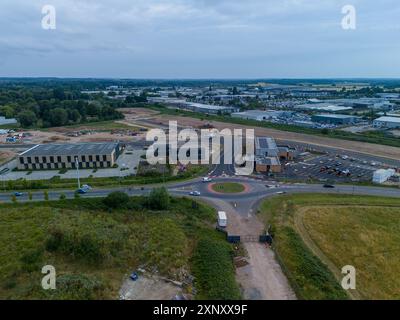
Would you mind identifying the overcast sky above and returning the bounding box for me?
[1,0,399,78]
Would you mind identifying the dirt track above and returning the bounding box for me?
[205,198,296,300]
[119,108,400,161]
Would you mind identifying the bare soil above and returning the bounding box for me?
[120,108,400,160]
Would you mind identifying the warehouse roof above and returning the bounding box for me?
[20,143,119,157]
[374,116,400,123]
[313,114,359,119]
[256,137,277,150]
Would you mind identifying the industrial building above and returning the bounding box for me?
[372,169,396,184]
[18,142,121,170]
[311,114,360,125]
[232,110,292,121]
[373,116,400,129]
[255,137,295,174]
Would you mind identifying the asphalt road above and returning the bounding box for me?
[4,176,399,208]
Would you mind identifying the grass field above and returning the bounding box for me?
[0,196,240,300]
[211,182,245,194]
[259,194,400,300]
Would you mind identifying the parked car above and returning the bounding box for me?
[130,272,139,281]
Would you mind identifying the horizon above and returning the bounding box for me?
[1,0,400,78]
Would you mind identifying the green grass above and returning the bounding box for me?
[211,182,245,194]
[0,195,235,300]
[258,194,400,300]
[40,120,136,132]
[192,233,242,300]
[1,165,209,191]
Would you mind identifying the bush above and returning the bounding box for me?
[45,213,129,264]
[51,274,105,300]
[147,187,170,210]
[192,236,241,300]
[103,191,130,209]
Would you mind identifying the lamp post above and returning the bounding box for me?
[75,157,80,189]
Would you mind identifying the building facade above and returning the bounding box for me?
[18,143,120,170]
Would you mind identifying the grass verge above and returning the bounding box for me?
[258,193,400,300]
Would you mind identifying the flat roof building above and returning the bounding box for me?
[311,114,360,125]
[18,142,120,170]
[373,116,400,129]
[255,137,295,174]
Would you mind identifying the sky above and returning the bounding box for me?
[1,0,400,78]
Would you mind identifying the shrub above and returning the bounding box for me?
[46,213,129,264]
[103,191,130,209]
[192,236,241,300]
[51,274,105,300]
[147,187,170,210]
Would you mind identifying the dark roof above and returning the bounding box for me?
[20,143,118,157]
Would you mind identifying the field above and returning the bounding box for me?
[0,196,240,300]
[259,194,400,300]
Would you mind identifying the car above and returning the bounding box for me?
[14,192,23,197]
[190,191,201,196]
[130,272,139,281]
[202,177,212,182]
[77,188,87,194]
[323,184,335,188]
[81,184,92,191]
[276,191,286,195]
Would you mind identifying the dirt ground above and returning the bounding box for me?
[119,108,400,161]
[0,149,17,165]
[0,128,147,145]
[119,275,183,300]
[205,198,296,300]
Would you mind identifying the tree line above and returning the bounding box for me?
[0,85,123,128]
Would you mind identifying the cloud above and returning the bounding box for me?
[0,0,399,77]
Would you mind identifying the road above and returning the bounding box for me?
[2,163,399,300]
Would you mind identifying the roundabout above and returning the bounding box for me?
[209,182,247,194]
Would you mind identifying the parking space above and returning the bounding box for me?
[280,153,381,183]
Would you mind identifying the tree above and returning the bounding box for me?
[103,191,129,209]
[44,191,49,201]
[49,108,68,127]
[69,109,81,123]
[148,187,170,210]
[17,110,37,127]
[28,192,33,201]
[59,193,66,200]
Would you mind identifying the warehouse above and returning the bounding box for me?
[232,110,292,121]
[311,114,360,125]
[18,142,121,170]
[373,116,400,129]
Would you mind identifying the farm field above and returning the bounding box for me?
[0,196,240,300]
[259,194,400,300]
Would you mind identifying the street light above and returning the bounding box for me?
[75,157,80,189]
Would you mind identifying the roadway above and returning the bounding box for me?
[3,175,399,206]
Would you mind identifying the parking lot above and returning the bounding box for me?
[279,153,383,183]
